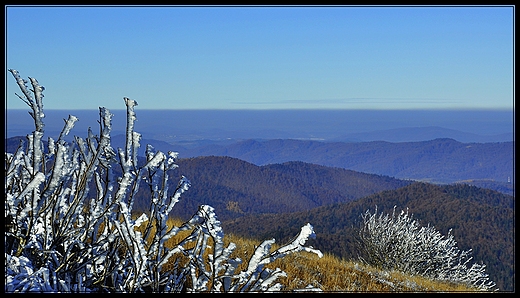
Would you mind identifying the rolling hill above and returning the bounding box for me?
[140,156,413,222]
[221,182,515,292]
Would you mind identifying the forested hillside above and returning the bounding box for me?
[222,182,515,291]
[137,156,412,221]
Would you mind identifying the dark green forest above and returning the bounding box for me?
[222,182,515,292]
[157,156,413,221]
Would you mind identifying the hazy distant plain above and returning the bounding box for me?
[6,109,513,143]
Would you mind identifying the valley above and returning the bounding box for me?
[4,134,515,291]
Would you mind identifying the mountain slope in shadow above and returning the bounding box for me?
[158,156,413,222]
[222,182,514,292]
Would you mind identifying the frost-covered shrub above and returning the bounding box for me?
[5,69,323,293]
[356,206,496,291]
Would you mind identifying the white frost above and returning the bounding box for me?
[5,70,327,293]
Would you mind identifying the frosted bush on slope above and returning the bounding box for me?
[356,206,496,291]
[4,69,323,293]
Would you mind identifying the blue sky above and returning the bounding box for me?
[5,5,514,110]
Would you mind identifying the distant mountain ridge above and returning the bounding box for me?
[334,126,513,143]
[6,135,513,195]
[169,138,514,186]
[6,109,513,143]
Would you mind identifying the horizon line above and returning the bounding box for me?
[5,107,514,111]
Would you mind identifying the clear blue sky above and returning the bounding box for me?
[5,5,514,110]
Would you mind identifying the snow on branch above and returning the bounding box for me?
[5,70,323,293]
[356,206,496,291]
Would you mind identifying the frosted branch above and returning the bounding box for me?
[5,70,326,293]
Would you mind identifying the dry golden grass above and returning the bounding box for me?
[146,217,482,292]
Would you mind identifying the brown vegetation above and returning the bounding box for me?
[157,217,481,292]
